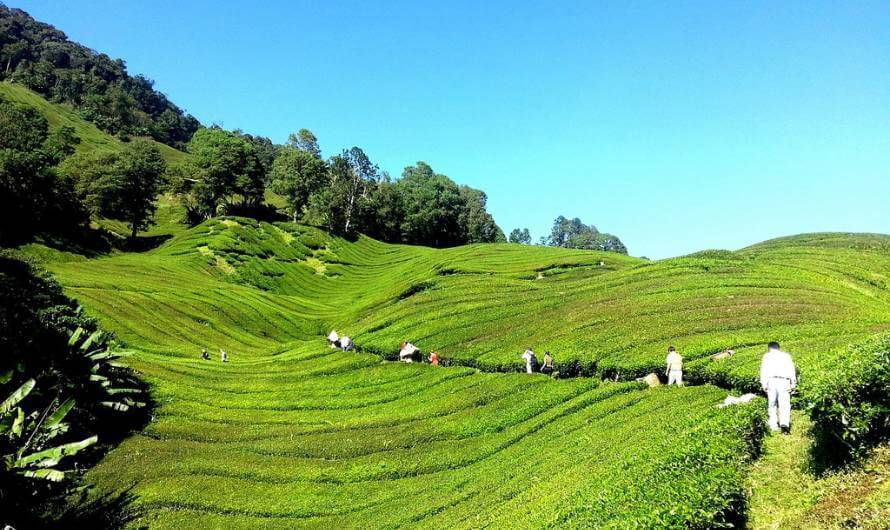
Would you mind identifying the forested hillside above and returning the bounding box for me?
[0,4,199,147]
[0,5,628,253]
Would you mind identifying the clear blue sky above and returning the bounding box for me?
[12,0,890,258]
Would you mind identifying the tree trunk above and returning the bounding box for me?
[131,219,138,240]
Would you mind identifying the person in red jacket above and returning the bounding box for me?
[429,351,440,366]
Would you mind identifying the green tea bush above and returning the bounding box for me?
[802,332,890,462]
[33,222,890,527]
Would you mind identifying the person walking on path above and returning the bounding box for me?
[760,341,797,433]
[541,352,554,376]
[665,346,683,386]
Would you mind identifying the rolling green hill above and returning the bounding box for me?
[0,82,191,166]
[37,219,889,528]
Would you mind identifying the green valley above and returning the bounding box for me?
[38,219,889,528]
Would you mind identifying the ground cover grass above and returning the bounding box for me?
[37,219,890,527]
[747,411,889,529]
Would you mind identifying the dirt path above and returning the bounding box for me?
[746,410,889,529]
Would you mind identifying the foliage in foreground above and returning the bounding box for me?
[0,254,147,527]
[802,332,890,463]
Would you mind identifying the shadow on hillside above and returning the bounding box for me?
[809,429,857,476]
[115,233,172,252]
[4,487,139,530]
[51,488,140,530]
[34,226,113,257]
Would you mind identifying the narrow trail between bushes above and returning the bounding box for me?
[747,411,818,529]
[746,411,890,529]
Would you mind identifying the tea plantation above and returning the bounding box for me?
[41,219,890,528]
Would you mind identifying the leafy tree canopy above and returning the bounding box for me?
[546,215,627,254]
[509,228,532,244]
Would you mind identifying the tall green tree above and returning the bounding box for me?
[287,128,321,158]
[359,174,403,242]
[179,127,265,220]
[509,228,532,244]
[269,146,327,222]
[112,140,167,238]
[314,147,379,234]
[61,141,166,238]
[397,162,464,247]
[0,97,84,244]
[458,186,505,243]
[546,215,627,254]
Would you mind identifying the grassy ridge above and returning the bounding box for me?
[0,82,190,165]
[42,220,890,527]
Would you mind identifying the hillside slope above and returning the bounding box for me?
[41,221,890,528]
[0,82,190,165]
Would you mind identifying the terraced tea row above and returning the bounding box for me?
[42,219,889,527]
[83,344,761,528]
[102,218,890,385]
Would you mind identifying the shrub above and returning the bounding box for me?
[802,333,890,463]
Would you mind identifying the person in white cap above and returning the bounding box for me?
[760,341,797,433]
[328,330,340,349]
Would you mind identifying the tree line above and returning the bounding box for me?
[509,216,627,254]
[0,5,626,253]
[0,91,506,248]
[0,5,200,147]
[2,89,626,253]
[172,126,506,246]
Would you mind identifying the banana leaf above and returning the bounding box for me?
[12,406,25,436]
[1,378,35,413]
[22,468,66,482]
[14,435,98,467]
[67,327,85,347]
[45,398,76,428]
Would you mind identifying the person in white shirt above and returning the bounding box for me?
[521,348,537,374]
[759,341,797,433]
[340,336,354,352]
[665,346,683,386]
[220,349,228,362]
[328,330,340,349]
[399,342,418,362]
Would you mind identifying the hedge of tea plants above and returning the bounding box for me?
[39,220,889,528]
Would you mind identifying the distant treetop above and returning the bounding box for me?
[545,215,627,254]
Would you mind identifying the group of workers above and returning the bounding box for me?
[327,330,354,352]
[661,342,798,433]
[521,348,555,375]
[329,332,441,365]
[308,330,797,435]
[200,348,228,362]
